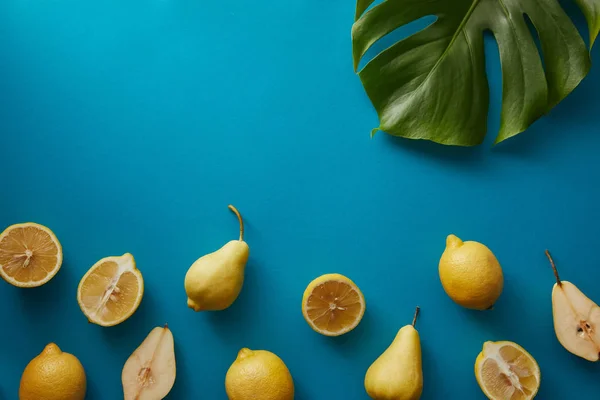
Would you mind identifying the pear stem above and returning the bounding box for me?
[412,306,420,328]
[228,205,244,241]
[545,250,562,287]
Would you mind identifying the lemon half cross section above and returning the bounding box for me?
[475,341,541,400]
[302,273,365,336]
[0,223,63,288]
[77,253,144,327]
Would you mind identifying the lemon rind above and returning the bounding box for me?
[301,274,366,337]
[0,222,63,288]
[77,253,144,327]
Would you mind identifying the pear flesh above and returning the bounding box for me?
[122,325,176,400]
[365,307,423,400]
[547,251,600,361]
[185,205,249,311]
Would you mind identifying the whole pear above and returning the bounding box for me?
[365,307,423,400]
[185,205,249,311]
[546,250,600,361]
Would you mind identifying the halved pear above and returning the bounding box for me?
[122,325,176,399]
[547,250,600,361]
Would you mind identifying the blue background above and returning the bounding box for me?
[1,0,600,398]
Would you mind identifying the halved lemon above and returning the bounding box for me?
[475,341,541,400]
[301,273,365,336]
[77,253,144,327]
[0,223,62,288]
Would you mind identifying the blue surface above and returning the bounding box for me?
[1,1,600,399]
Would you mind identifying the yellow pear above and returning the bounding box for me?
[439,234,503,310]
[365,307,423,400]
[546,250,600,361]
[122,325,176,399]
[185,205,249,311]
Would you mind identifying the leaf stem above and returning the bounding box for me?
[228,205,244,241]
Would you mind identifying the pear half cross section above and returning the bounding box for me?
[546,250,600,361]
[122,325,176,400]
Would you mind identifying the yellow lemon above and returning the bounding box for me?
[225,348,294,400]
[0,223,62,288]
[77,253,144,327]
[19,343,86,400]
[475,341,540,400]
[439,235,503,310]
[301,273,365,336]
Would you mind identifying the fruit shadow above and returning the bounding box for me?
[292,380,311,400]
[83,378,102,400]
[554,347,600,377]
[202,259,262,342]
[16,260,78,322]
[324,308,376,352]
[419,338,442,400]
[99,290,158,353]
[452,300,523,350]
[166,342,193,400]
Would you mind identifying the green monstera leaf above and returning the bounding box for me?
[352,0,600,146]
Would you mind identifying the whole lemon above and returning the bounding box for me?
[19,343,86,400]
[439,234,503,310]
[225,348,294,400]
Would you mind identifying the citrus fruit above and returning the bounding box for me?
[302,273,365,336]
[19,343,86,400]
[475,341,541,400]
[225,348,294,400]
[439,234,504,310]
[77,253,143,327]
[0,222,62,288]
